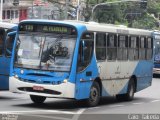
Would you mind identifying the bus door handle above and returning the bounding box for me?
[86,71,92,76]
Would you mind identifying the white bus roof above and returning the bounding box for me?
[0,22,17,29]
[20,19,152,36]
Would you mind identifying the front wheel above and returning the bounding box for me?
[30,95,46,104]
[86,82,100,107]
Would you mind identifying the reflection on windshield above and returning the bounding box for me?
[14,33,76,71]
[154,41,160,62]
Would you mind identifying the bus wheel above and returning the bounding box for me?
[86,82,100,107]
[30,95,46,104]
[116,79,135,101]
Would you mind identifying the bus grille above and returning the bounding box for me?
[18,87,61,95]
[19,78,53,84]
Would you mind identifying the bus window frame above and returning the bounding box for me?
[117,34,129,61]
[139,36,147,60]
[128,35,139,61]
[106,33,118,62]
[95,32,107,61]
[146,37,153,60]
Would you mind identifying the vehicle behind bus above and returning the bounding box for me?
[153,31,160,75]
[9,20,153,107]
[0,22,17,90]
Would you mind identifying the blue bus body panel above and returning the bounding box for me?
[133,61,153,91]
[0,75,9,90]
[13,68,70,85]
[68,25,99,99]
[75,56,99,99]
[0,25,17,90]
[0,56,11,90]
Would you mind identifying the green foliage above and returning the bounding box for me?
[132,13,157,29]
[84,0,160,30]
[147,0,160,17]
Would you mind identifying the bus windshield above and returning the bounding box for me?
[14,33,76,72]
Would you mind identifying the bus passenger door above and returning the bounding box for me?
[75,32,98,99]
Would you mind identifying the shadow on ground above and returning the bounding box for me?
[11,96,152,110]
[0,96,17,100]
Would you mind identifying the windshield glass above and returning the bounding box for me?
[14,33,76,72]
[154,40,160,62]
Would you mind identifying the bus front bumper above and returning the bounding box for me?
[9,76,75,98]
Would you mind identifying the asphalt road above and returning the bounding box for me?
[0,78,160,120]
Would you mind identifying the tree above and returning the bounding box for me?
[84,0,160,29]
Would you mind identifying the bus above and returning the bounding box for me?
[0,22,17,90]
[153,31,160,75]
[9,20,153,107]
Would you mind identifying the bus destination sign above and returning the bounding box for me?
[19,24,77,35]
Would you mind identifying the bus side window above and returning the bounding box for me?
[139,37,146,60]
[107,34,117,60]
[77,32,94,72]
[96,33,106,60]
[128,36,139,60]
[146,37,153,60]
[117,35,128,60]
[5,34,15,57]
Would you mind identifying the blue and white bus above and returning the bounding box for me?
[0,22,17,90]
[153,31,160,75]
[9,20,153,106]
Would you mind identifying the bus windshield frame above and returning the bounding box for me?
[14,23,77,72]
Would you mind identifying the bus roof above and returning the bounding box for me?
[0,22,17,29]
[19,19,152,36]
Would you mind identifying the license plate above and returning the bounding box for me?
[33,86,44,91]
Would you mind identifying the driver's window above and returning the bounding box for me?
[77,32,94,72]
[5,34,16,57]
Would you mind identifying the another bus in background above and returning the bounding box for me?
[153,31,160,75]
[0,22,17,90]
[10,20,153,106]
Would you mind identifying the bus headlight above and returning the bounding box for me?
[20,70,24,74]
[14,74,19,79]
[63,79,68,83]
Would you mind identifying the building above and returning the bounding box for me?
[3,0,32,23]
[2,0,79,23]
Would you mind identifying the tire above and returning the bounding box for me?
[116,78,135,101]
[30,95,46,104]
[86,82,100,107]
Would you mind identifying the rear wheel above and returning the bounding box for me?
[116,78,135,101]
[30,95,46,104]
[86,82,100,107]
